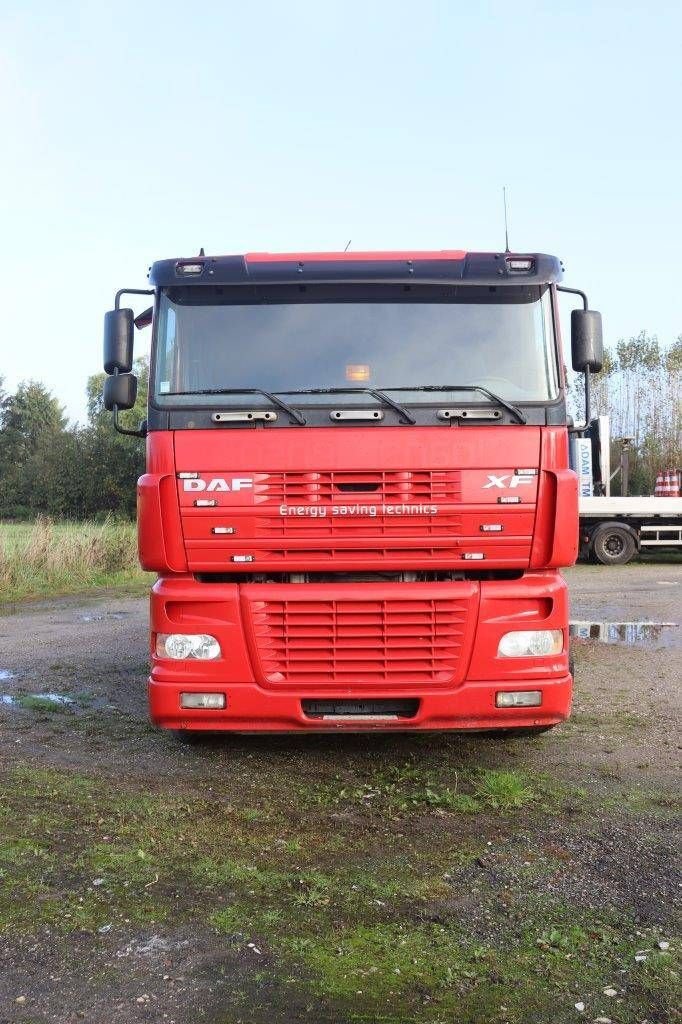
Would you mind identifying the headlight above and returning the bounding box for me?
[156,633,221,660]
[497,630,563,658]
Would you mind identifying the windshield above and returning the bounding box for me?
[153,284,558,406]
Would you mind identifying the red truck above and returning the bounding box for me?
[103,249,602,737]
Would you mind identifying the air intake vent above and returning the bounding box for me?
[248,595,471,686]
[302,698,419,719]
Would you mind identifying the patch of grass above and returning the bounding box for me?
[473,768,537,809]
[17,694,74,713]
[297,762,544,816]
[0,517,148,602]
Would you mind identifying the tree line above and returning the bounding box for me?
[0,359,148,520]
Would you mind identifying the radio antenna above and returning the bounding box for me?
[503,187,510,253]
[344,239,352,252]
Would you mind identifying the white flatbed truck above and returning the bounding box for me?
[578,495,682,565]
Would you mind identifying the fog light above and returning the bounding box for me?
[180,692,226,709]
[497,630,563,657]
[496,690,542,708]
[156,633,221,660]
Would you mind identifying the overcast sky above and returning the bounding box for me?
[1,0,680,423]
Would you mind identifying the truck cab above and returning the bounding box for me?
[103,250,602,734]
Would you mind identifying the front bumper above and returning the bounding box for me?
[147,572,572,732]
[149,674,572,732]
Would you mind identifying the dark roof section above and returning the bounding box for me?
[148,251,563,288]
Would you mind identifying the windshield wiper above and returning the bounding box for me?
[387,385,527,424]
[169,388,306,425]
[279,388,416,425]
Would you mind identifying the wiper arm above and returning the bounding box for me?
[390,385,527,424]
[169,388,306,425]
[279,387,416,425]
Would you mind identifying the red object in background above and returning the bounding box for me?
[654,470,681,497]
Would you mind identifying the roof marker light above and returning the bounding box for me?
[176,262,204,275]
[506,258,534,272]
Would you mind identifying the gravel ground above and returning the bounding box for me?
[0,562,679,1023]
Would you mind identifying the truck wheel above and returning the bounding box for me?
[591,524,637,565]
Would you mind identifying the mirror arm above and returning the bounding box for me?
[557,285,588,310]
[113,405,146,438]
[559,285,597,430]
[115,287,154,310]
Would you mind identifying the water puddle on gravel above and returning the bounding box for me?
[1,692,76,711]
[79,612,127,623]
[0,669,15,681]
[570,621,678,647]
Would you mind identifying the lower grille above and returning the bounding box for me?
[249,596,470,686]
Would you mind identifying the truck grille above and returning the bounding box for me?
[254,470,461,505]
[248,596,470,686]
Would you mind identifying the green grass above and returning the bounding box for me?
[0,517,148,601]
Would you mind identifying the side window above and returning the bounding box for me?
[156,300,177,394]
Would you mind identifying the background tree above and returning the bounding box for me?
[0,360,147,519]
[0,382,67,517]
[569,333,681,495]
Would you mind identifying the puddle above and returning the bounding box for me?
[0,669,15,681]
[3,692,78,711]
[570,621,678,647]
[33,692,75,706]
[79,612,126,622]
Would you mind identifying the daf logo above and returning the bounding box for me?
[183,477,254,492]
[483,473,535,489]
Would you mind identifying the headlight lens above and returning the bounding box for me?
[156,633,221,660]
[497,630,563,658]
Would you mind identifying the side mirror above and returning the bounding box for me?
[571,309,603,373]
[104,373,137,411]
[104,308,134,374]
